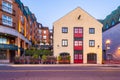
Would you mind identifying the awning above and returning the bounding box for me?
[0,44,18,50]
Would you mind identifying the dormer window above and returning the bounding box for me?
[106,24,109,29]
[111,20,115,26]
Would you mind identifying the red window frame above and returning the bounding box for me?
[74,41,83,50]
[74,54,83,63]
[74,27,83,37]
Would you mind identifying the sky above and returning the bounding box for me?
[21,0,120,29]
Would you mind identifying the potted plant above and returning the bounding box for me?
[32,54,39,64]
[42,55,47,64]
[58,56,62,64]
[14,56,20,64]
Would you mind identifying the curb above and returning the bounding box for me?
[0,64,120,67]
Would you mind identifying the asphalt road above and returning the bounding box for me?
[0,66,120,80]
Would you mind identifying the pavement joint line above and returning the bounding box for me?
[0,69,120,72]
[1,64,120,67]
[6,64,120,67]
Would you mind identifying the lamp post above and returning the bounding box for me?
[105,40,111,62]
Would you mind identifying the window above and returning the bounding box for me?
[0,51,7,60]
[111,20,115,26]
[75,28,78,33]
[74,41,82,46]
[50,36,52,39]
[20,16,24,25]
[2,15,13,26]
[89,40,95,47]
[119,17,120,21]
[79,28,83,33]
[0,37,7,44]
[106,24,109,29]
[74,54,78,59]
[74,28,83,33]
[62,39,68,47]
[62,27,68,33]
[89,28,95,34]
[79,54,83,59]
[39,30,41,34]
[43,36,47,39]
[44,31,46,34]
[2,1,12,14]
[30,21,32,26]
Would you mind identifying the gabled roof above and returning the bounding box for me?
[53,7,102,26]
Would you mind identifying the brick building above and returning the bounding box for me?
[53,7,103,64]
[0,0,39,63]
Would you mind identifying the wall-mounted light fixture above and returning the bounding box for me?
[97,45,100,48]
[118,47,120,50]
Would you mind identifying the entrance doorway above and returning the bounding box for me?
[0,50,7,60]
[87,53,97,64]
[10,50,15,63]
[74,54,83,63]
[59,53,70,64]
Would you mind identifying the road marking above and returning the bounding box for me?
[0,69,120,72]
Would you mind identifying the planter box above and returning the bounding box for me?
[0,60,9,64]
[58,60,70,64]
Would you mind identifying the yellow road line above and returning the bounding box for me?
[0,69,120,72]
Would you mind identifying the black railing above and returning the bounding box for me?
[0,5,16,16]
[0,18,16,29]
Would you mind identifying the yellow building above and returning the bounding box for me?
[53,7,103,64]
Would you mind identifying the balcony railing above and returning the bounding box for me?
[0,18,16,29]
[0,5,16,16]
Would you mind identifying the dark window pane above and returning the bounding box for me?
[89,28,95,34]
[62,27,68,33]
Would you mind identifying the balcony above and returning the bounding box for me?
[0,25,31,45]
[0,5,16,16]
[0,18,16,29]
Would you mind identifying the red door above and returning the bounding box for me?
[74,54,83,63]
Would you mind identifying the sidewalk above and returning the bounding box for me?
[1,64,120,67]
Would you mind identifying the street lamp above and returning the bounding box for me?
[106,40,111,50]
[118,47,120,50]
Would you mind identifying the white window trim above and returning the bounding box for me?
[62,39,68,47]
[2,1,13,14]
[2,15,13,27]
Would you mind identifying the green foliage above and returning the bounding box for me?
[58,56,62,61]
[25,48,52,58]
[42,49,52,55]
[25,49,34,56]
[42,55,47,61]
[66,55,71,60]
[32,53,39,59]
